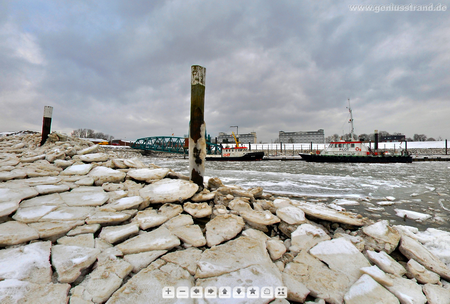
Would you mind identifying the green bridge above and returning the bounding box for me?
[131,136,222,155]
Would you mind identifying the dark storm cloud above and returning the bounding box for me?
[0,0,449,141]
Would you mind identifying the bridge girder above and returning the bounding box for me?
[131,136,222,155]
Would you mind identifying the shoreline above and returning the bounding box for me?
[1,132,449,303]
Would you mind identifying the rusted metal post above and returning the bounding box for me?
[189,65,206,189]
[40,106,53,146]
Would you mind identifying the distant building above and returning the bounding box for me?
[279,129,324,143]
[110,139,132,146]
[380,135,406,142]
[217,132,257,144]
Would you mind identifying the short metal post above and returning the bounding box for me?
[189,65,206,189]
[40,106,53,146]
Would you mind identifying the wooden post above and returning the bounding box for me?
[189,65,206,189]
[40,106,53,146]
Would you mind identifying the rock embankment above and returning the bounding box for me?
[0,133,450,303]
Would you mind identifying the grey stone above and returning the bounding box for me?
[139,179,198,204]
[124,250,168,273]
[399,235,450,281]
[0,279,70,304]
[0,241,52,283]
[51,245,101,283]
[0,221,39,246]
[116,226,180,254]
[106,260,194,304]
[344,274,399,304]
[205,214,245,247]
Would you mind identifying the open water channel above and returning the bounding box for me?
[145,157,450,232]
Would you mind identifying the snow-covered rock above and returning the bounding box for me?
[0,279,70,304]
[422,283,450,304]
[106,260,194,304]
[171,224,206,247]
[78,153,109,163]
[0,187,39,217]
[384,275,427,304]
[133,203,183,229]
[406,259,440,284]
[0,221,39,246]
[60,190,109,207]
[284,250,351,304]
[309,238,371,282]
[362,220,401,253]
[124,250,168,273]
[99,223,140,244]
[205,214,245,247]
[239,209,280,226]
[196,236,276,279]
[183,202,212,218]
[126,168,170,182]
[0,241,52,283]
[296,201,365,226]
[139,179,198,204]
[276,206,307,225]
[70,256,133,303]
[51,245,101,283]
[399,235,450,280]
[35,184,71,195]
[61,164,93,175]
[290,223,331,253]
[343,274,399,304]
[57,233,95,248]
[116,226,180,254]
[88,166,126,186]
[107,196,143,211]
[366,250,407,276]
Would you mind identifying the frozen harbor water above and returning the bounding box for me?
[147,158,450,232]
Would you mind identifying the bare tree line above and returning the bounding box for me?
[71,129,114,142]
[326,131,442,142]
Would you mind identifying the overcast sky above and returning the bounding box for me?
[1,0,449,142]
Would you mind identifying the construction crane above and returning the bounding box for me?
[231,132,240,148]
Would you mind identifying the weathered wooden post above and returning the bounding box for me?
[40,106,53,146]
[189,65,206,189]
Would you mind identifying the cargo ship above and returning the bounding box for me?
[206,146,264,161]
[206,132,264,161]
[299,100,412,163]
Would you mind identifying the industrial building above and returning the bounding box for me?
[380,135,406,142]
[279,129,324,143]
[217,132,257,144]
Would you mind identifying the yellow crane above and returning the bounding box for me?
[231,132,240,148]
